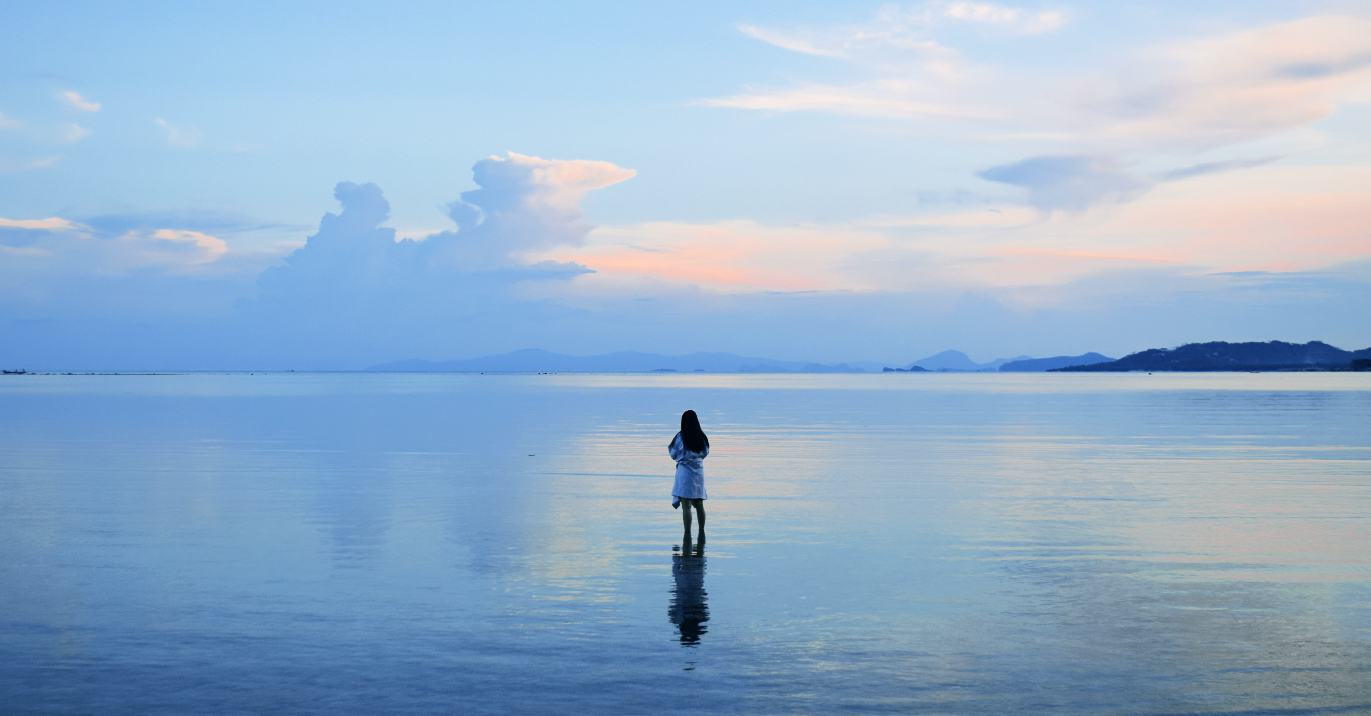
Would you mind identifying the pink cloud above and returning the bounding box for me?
[531,164,1369,304]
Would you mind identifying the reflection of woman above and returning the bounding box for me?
[669,410,709,542]
[669,545,708,645]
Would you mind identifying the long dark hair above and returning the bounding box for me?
[678,410,709,453]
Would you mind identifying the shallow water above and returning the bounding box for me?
[2,372,1369,714]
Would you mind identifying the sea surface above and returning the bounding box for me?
[2,372,1369,715]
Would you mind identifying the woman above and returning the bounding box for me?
[669,410,709,541]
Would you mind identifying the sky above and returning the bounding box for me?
[2,0,1369,370]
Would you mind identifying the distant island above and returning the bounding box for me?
[999,353,1115,372]
[903,350,1029,372]
[368,348,1104,374]
[1053,341,1371,372]
[367,349,883,373]
[883,350,1114,373]
[359,341,1371,375]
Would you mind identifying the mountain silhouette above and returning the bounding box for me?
[367,349,881,373]
[1000,353,1114,372]
[1055,341,1371,372]
[908,350,1032,372]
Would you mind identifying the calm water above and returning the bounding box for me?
[2,373,1369,715]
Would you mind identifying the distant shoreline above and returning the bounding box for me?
[6,341,1369,376]
[5,369,1371,377]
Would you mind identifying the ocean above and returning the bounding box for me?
[2,372,1369,714]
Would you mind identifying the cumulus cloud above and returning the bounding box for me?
[978,155,1150,212]
[247,153,634,330]
[0,151,638,369]
[441,152,637,261]
[58,91,101,112]
[155,118,201,148]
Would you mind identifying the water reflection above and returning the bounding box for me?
[4,374,1369,714]
[669,540,708,645]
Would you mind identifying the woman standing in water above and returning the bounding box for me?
[670,410,709,542]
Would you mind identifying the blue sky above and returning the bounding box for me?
[3,1,1369,369]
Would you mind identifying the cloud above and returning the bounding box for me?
[0,214,227,271]
[711,13,1371,155]
[3,151,1366,370]
[714,4,1006,119]
[58,91,101,112]
[212,156,635,366]
[1075,16,1371,151]
[702,80,999,120]
[135,230,228,265]
[78,210,301,239]
[1158,157,1280,182]
[0,218,80,231]
[437,152,637,263]
[737,1,1066,61]
[0,210,296,274]
[543,219,891,293]
[0,155,60,172]
[155,118,201,148]
[735,26,846,59]
[0,151,638,365]
[61,123,92,143]
[978,155,1150,212]
[708,2,1068,119]
[0,111,20,130]
[927,2,1066,34]
[526,163,1371,308]
[967,153,1281,213]
[0,218,80,248]
[249,153,634,322]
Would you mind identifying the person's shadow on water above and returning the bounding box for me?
[669,539,708,645]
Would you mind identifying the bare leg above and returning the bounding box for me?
[694,499,705,541]
[681,498,692,536]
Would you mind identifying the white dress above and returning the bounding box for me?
[669,433,709,508]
